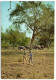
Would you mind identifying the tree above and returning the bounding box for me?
[10,1,54,49]
[6,28,21,49]
[17,33,31,46]
[1,27,10,48]
[5,26,30,48]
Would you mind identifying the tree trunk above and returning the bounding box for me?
[30,32,35,49]
[30,27,37,49]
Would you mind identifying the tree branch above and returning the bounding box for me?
[35,30,41,36]
[25,22,34,31]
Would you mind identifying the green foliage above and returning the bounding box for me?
[17,33,30,46]
[1,26,31,48]
[1,43,9,49]
[1,32,9,44]
[10,1,54,48]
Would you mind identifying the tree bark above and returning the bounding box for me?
[30,29,35,49]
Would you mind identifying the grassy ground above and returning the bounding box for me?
[1,47,54,79]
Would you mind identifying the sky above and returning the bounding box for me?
[1,1,54,38]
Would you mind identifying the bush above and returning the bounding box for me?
[1,43,9,49]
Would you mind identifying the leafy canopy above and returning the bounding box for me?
[10,1,54,47]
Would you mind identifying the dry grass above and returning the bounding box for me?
[1,47,54,79]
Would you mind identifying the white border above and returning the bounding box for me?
[0,0,55,80]
[0,2,1,78]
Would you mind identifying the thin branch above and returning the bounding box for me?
[35,30,41,36]
[25,22,34,31]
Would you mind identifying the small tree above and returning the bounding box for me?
[6,28,20,49]
[6,26,30,48]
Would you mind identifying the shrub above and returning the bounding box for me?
[1,43,9,49]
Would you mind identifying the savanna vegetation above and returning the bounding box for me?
[1,1,54,79]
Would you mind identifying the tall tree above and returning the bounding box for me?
[10,1,54,49]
